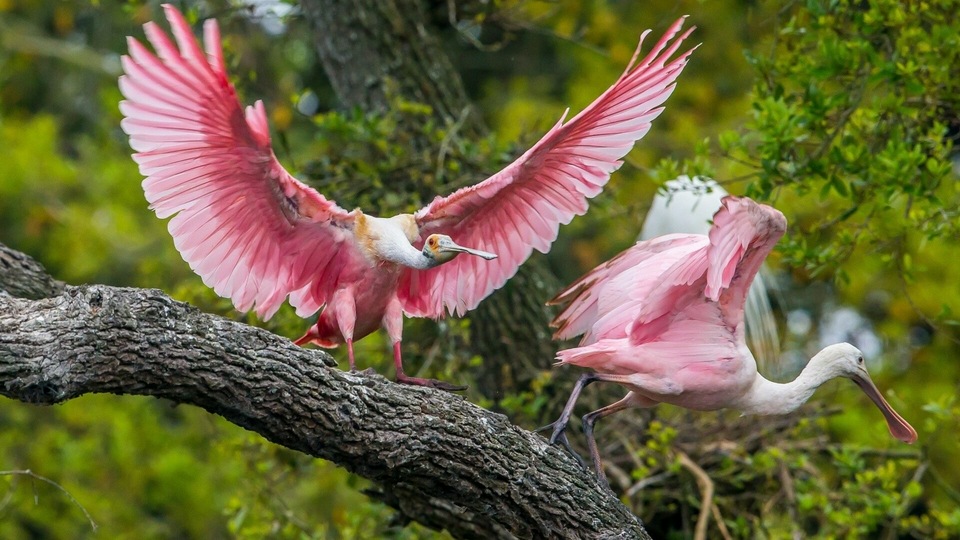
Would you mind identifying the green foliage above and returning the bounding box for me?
[0,113,191,287]
[604,407,960,539]
[662,0,960,320]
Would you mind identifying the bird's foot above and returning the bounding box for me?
[534,420,586,468]
[395,374,467,392]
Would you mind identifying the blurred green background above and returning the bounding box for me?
[1,0,958,538]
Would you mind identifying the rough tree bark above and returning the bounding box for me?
[302,0,484,137]
[300,0,562,396]
[0,242,650,539]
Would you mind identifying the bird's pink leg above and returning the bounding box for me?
[345,339,356,371]
[582,392,644,489]
[536,372,600,465]
[334,289,357,371]
[383,296,465,392]
[538,372,654,473]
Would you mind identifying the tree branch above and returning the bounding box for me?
[0,245,64,300]
[0,243,649,539]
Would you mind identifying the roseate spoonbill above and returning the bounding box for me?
[543,196,917,483]
[640,176,780,369]
[118,5,697,389]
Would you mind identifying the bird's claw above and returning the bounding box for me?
[553,432,587,468]
[535,419,587,468]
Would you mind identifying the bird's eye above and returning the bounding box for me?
[429,237,437,247]
[857,356,864,364]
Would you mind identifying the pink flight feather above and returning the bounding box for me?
[119,4,357,320]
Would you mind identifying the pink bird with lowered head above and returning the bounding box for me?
[118,5,697,389]
[543,196,917,483]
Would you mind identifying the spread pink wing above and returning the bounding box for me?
[627,196,787,345]
[119,5,359,319]
[549,234,706,344]
[397,17,698,318]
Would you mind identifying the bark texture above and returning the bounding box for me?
[300,0,562,397]
[0,243,650,539]
[0,246,64,300]
[302,0,482,135]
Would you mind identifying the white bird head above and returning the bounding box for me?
[422,234,497,265]
[814,343,917,444]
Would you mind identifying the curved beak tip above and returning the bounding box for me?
[853,375,917,444]
[893,424,918,444]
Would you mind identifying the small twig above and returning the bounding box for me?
[510,19,610,58]
[710,502,733,540]
[445,0,507,52]
[626,470,671,497]
[605,462,632,491]
[777,459,803,540]
[676,451,715,540]
[760,491,782,519]
[0,476,15,513]
[0,470,97,531]
[930,465,960,506]
[817,444,922,460]
[435,106,473,180]
[895,251,960,347]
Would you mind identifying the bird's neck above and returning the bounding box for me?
[359,215,438,270]
[735,362,830,416]
[379,241,437,270]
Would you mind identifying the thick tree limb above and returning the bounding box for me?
[0,243,649,539]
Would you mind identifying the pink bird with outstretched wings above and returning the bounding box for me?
[119,4,697,389]
[542,196,917,485]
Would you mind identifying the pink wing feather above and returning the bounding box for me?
[627,196,786,345]
[397,17,698,318]
[119,5,359,319]
[548,234,706,344]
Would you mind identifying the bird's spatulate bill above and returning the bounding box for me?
[442,242,497,260]
[852,375,918,444]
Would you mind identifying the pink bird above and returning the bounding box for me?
[543,196,917,482]
[117,5,697,389]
